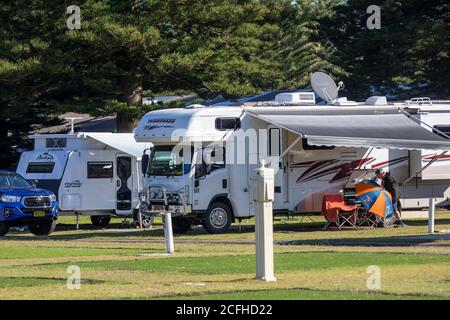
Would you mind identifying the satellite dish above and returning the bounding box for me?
[311,72,339,102]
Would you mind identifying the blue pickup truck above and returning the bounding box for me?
[0,171,58,236]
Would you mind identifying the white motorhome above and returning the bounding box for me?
[134,75,450,234]
[17,132,152,227]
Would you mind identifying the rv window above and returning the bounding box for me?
[215,118,241,131]
[302,138,335,150]
[204,146,225,172]
[26,162,55,174]
[433,125,450,139]
[45,138,67,148]
[87,162,113,179]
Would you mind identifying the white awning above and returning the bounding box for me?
[245,107,450,150]
[82,133,148,157]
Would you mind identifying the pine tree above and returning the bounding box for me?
[323,0,450,99]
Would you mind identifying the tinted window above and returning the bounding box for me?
[26,162,55,173]
[0,173,30,188]
[205,146,225,172]
[87,162,113,179]
[433,125,450,139]
[7,174,31,188]
[0,175,9,187]
[215,118,241,130]
[46,138,67,148]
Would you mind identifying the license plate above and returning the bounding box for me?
[33,211,46,217]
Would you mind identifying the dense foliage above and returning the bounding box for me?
[0,0,448,167]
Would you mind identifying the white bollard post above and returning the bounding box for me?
[428,198,435,234]
[164,212,174,254]
[250,160,276,282]
[75,213,80,230]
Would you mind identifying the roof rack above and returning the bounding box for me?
[404,97,432,106]
[429,100,450,104]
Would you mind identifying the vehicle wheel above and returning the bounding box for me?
[172,217,192,234]
[90,215,111,227]
[28,220,57,236]
[203,202,232,234]
[140,214,154,229]
[0,223,9,237]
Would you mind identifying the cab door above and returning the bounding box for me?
[192,145,228,211]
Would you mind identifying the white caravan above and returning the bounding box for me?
[17,132,152,226]
[134,76,450,234]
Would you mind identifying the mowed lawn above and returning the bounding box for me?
[0,212,449,300]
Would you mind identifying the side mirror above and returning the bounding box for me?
[32,180,39,188]
[141,154,149,175]
[195,163,205,179]
[205,163,212,175]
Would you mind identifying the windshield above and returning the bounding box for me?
[0,173,31,188]
[148,146,192,176]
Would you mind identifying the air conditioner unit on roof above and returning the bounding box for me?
[275,92,315,105]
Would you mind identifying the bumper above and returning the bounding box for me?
[140,202,192,216]
[0,202,58,226]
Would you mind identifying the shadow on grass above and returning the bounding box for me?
[276,233,450,247]
[159,287,447,300]
[4,216,449,246]
[0,276,105,288]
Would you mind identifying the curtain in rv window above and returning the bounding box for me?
[26,162,55,173]
[87,162,113,179]
[215,117,241,131]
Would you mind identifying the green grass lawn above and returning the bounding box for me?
[0,212,449,300]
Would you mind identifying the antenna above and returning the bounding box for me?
[311,72,341,103]
[65,117,83,134]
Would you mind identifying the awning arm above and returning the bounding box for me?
[280,136,302,159]
[246,111,305,167]
[402,150,449,186]
[245,111,305,137]
[399,108,450,139]
[399,108,450,185]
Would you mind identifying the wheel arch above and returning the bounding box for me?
[207,194,235,222]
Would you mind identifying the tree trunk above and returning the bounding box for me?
[116,111,133,133]
[116,75,143,133]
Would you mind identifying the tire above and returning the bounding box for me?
[133,211,154,229]
[28,220,57,236]
[90,215,111,227]
[202,202,233,234]
[0,223,9,237]
[172,217,191,234]
[140,214,154,229]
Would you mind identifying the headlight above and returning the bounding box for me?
[49,194,57,202]
[0,194,21,203]
[149,191,156,199]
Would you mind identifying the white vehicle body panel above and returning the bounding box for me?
[17,133,151,216]
[134,102,450,220]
